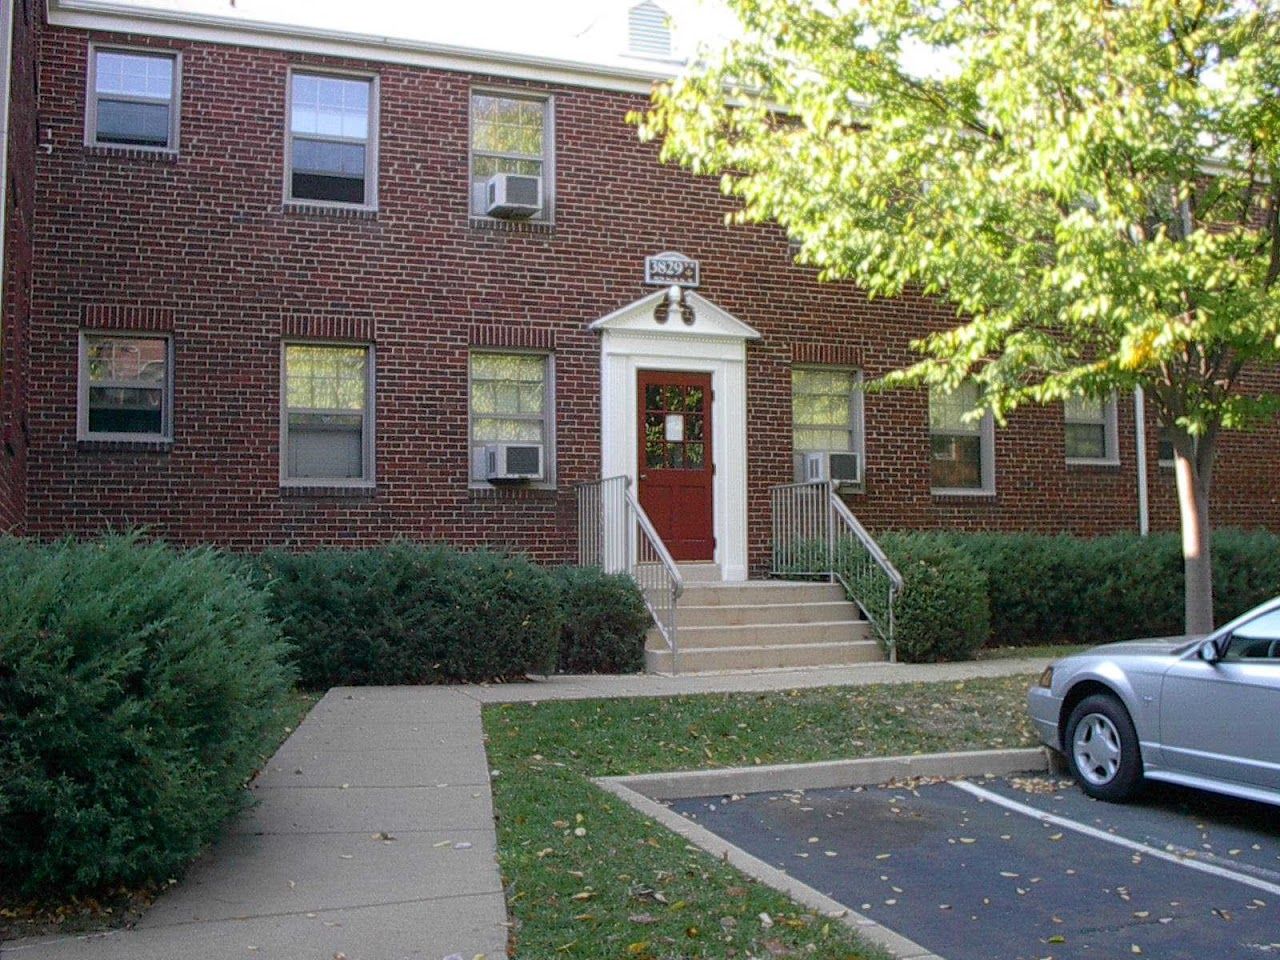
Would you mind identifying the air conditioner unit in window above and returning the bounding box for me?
[804,451,862,486]
[485,442,543,482]
[485,173,542,218]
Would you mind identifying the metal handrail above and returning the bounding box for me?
[575,475,685,672]
[770,480,903,661]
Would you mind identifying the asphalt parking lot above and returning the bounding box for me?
[669,775,1280,960]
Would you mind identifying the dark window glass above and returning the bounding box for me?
[1065,422,1107,460]
[96,100,170,146]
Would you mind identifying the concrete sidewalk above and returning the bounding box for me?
[3,658,1047,960]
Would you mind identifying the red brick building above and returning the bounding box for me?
[6,0,1280,579]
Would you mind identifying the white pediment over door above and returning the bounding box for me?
[589,289,762,341]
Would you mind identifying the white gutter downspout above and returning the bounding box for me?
[1134,387,1149,536]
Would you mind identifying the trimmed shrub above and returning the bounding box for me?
[258,544,562,688]
[0,534,294,896]
[848,533,990,663]
[555,567,651,674]
[935,528,1280,648]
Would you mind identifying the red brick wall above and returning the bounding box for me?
[0,0,37,533]
[28,23,1280,567]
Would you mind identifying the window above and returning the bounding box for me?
[470,92,552,219]
[1158,425,1176,466]
[282,344,373,484]
[87,47,179,150]
[469,352,552,482]
[929,382,994,493]
[1064,394,1118,463]
[1223,608,1280,661]
[79,333,172,440]
[287,71,377,207]
[792,367,863,480]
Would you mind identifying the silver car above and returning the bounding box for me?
[1028,596,1280,804]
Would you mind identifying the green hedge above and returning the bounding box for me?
[0,534,294,896]
[554,566,652,674]
[932,528,1280,648]
[258,544,564,688]
[846,534,991,663]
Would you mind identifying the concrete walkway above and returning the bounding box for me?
[3,658,1047,960]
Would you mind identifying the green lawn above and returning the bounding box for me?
[484,674,1039,959]
[976,644,1090,662]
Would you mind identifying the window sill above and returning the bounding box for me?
[78,437,172,453]
[283,201,378,220]
[85,144,179,162]
[281,484,377,499]
[468,216,554,235]
[1066,458,1122,469]
[468,483,558,500]
[931,487,996,499]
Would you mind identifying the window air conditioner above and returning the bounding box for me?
[485,442,543,482]
[485,173,542,218]
[804,450,862,485]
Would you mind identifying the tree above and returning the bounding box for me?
[639,0,1280,633]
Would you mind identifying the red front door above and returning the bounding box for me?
[637,371,714,561]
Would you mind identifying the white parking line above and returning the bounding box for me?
[952,780,1280,898]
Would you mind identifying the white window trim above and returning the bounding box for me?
[468,87,555,224]
[467,348,556,489]
[1064,393,1120,466]
[77,330,174,442]
[84,43,182,154]
[929,390,996,497]
[279,340,376,488]
[791,365,866,486]
[283,66,380,212]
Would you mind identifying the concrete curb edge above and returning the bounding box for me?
[593,747,1052,960]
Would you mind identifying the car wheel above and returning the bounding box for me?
[1065,693,1143,802]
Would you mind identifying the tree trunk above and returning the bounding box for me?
[1172,434,1216,635]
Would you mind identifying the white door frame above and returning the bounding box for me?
[591,290,760,582]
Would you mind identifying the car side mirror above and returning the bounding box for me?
[1197,638,1222,663]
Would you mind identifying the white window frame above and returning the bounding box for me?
[791,365,865,485]
[468,88,555,224]
[84,44,182,153]
[1064,393,1120,465]
[279,340,376,488]
[467,349,556,488]
[77,331,174,442]
[283,67,380,211]
[929,385,996,496]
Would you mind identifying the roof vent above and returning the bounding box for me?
[628,1,672,59]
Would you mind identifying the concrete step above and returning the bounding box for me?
[646,620,871,651]
[676,599,862,627]
[680,581,846,607]
[675,561,721,583]
[645,639,883,674]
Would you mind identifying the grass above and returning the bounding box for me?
[0,689,321,943]
[976,643,1090,661]
[483,673,1039,959]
